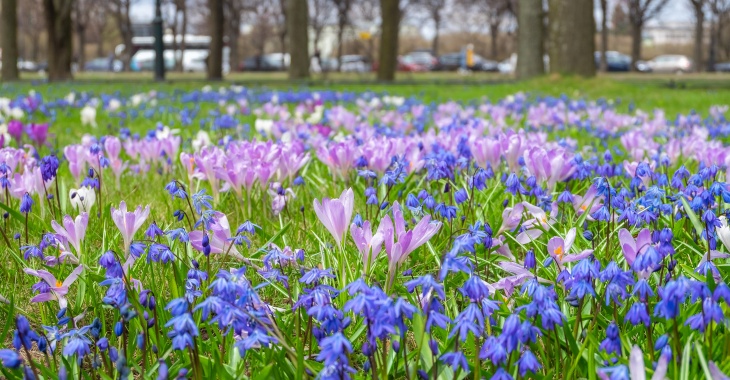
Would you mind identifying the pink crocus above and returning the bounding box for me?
[64,145,88,184]
[493,261,549,296]
[24,265,84,309]
[515,201,558,244]
[313,188,355,247]
[573,185,603,220]
[189,212,244,260]
[497,203,525,236]
[522,146,576,191]
[547,228,593,266]
[111,201,151,254]
[104,136,127,188]
[350,219,389,273]
[381,202,442,271]
[618,228,652,266]
[51,213,88,256]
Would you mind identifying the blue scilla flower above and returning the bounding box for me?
[439,351,469,373]
[164,181,187,199]
[625,302,650,327]
[517,349,541,377]
[40,155,60,181]
[316,332,352,366]
[191,190,213,214]
[61,326,92,361]
[165,299,199,351]
[145,222,164,239]
[454,188,468,204]
[480,336,507,366]
[300,268,335,284]
[20,193,33,214]
[0,349,21,368]
[449,303,483,341]
[166,228,189,243]
[599,322,622,355]
[147,243,175,264]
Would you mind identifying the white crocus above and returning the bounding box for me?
[255,119,274,136]
[192,130,212,151]
[716,216,730,252]
[70,187,96,213]
[107,99,122,112]
[81,105,97,128]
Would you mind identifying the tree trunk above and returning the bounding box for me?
[44,0,74,81]
[32,34,41,61]
[489,22,499,60]
[708,20,717,71]
[288,0,309,79]
[600,0,608,72]
[378,0,400,81]
[516,0,543,79]
[1,0,20,81]
[179,5,187,72]
[432,14,440,56]
[548,0,595,77]
[336,17,345,71]
[77,24,87,72]
[207,0,224,80]
[96,33,103,57]
[228,11,241,72]
[630,21,642,71]
[693,2,704,72]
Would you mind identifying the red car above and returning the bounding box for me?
[372,56,429,72]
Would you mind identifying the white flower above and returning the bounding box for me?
[107,99,122,112]
[81,105,97,128]
[192,130,212,151]
[255,119,274,136]
[155,126,179,140]
[717,216,730,252]
[10,107,24,119]
[65,92,76,104]
[306,105,324,124]
[130,94,145,107]
[70,187,96,213]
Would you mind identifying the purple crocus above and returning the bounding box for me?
[546,228,593,266]
[618,228,651,266]
[522,146,576,191]
[24,265,84,309]
[26,123,49,146]
[380,202,441,275]
[7,120,23,141]
[51,213,89,256]
[111,201,151,254]
[350,219,388,274]
[189,212,244,260]
[313,188,354,247]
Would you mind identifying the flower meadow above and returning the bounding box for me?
[0,87,730,380]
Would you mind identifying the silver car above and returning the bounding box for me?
[646,55,692,73]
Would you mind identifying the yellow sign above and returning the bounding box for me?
[359,31,372,41]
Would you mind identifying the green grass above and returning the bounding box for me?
[4,73,730,116]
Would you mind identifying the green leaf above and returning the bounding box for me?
[679,196,705,244]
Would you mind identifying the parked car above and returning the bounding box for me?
[435,53,462,71]
[471,55,499,72]
[340,55,370,72]
[398,55,429,72]
[241,53,289,71]
[17,59,39,72]
[646,55,692,73]
[84,57,123,72]
[715,62,730,72]
[594,51,631,72]
[403,51,437,70]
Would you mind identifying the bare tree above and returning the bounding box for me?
[708,0,730,69]
[243,1,276,67]
[275,0,288,66]
[689,0,706,72]
[288,0,310,78]
[332,0,353,70]
[548,0,595,76]
[599,0,609,72]
[626,0,670,70]
[416,0,446,55]
[74,0,100,71]
[378,0,401,81]
[44,0,75,81]
[1,0,20,80]
[310,0,332,57]
[516,0,543,78]
[18,0,44,61]
[208,0,224,79]
[351,0,378,61]
[106,0,135,70]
